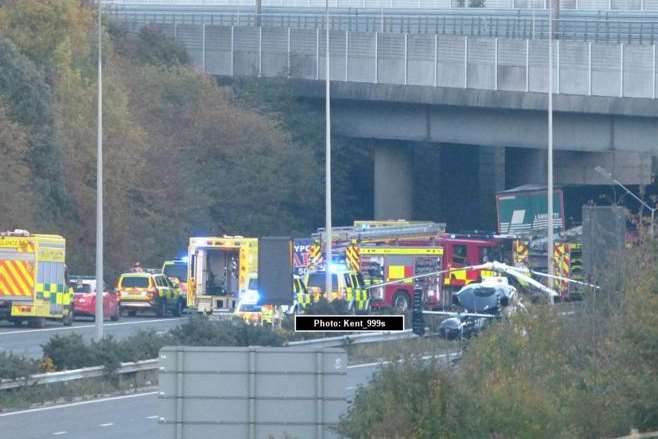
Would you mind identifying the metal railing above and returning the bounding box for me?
[0,359,159,391]
[111,11,658,44]
[105,0,658,11]
[286,328,417,347]
[114,19,658,99]
[0,332,418,390]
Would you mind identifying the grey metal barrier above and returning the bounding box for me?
[115,20,658,99]
[105,0,658,11]
[286,328,417,347]
[0,359,159,391]
[110,11,658,44]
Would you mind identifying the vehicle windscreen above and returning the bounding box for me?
[307,273,338,292]
[163,263,187,282]
[473,287,496,297]
[72,283,91,294]
[248,278,258,290]
[120,276,150,288]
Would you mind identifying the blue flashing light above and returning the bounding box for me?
[243,290,260,305]
[329,263,346,273]
[179,256,189,264]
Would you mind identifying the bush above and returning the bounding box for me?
[41,333,95,371]
[0,352,40,380]
[168,315,284,347]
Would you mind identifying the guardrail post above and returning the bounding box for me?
[588,41,592,96]
[258,27,262,77]
[525,39,530,92]
[316,28,320,80]
[556,39,560,94]
[404,33,408,85]
[464,36,468,89]
[375,31,379,84]
[434,33,438,87]
[231,25,235,76]
[494,37,498,91]
[651,44,656,99]
[287,27,291,77]
[345,30,349,81]
[202,23,206,73]
[620,43,624,97]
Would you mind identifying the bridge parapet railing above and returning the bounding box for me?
[110,10,658,45]
[106,0,658,11]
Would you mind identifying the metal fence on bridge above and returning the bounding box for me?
[115,19,658,99]
[107,0,658,11]
[111,11,658,44]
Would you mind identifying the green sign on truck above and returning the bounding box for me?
[496,186,565,235]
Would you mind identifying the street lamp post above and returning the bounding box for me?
[547,5,555,302]
[96,0,104,340]
[595,166,655,240]
[324,0,332,297]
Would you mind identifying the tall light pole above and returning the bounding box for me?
[547,4,555,303]
[595,166,655,240]
[96,0,104,340]
[324,0,333,297]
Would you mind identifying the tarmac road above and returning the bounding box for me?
[0,362,382,439]
[0,316,188,358]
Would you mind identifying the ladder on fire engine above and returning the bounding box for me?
[313,222,446,243]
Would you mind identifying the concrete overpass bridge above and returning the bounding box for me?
[112,14,658,222]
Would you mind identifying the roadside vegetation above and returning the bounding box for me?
[0,0,367,282]
[338,241,658,438]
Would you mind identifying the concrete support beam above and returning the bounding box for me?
[332,101,658,155]
[374,143,413,220]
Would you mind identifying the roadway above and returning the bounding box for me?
[0,316,188,358]
[0,361,385,439]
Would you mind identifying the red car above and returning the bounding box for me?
[71,282,120,321]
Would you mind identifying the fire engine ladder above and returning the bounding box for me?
[313,222,446,242]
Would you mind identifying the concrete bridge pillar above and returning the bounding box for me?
[374,143,414,220]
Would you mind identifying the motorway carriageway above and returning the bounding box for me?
[0,361,386,439]
[0,317,187,358]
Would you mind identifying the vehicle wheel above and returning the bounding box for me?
[12,319,23,327]
[157,298,167,317]
[173,299,183,317]
[392,291,410,312]
[62,307,73,327]
[110,307,120,322]
[29,317,45,329]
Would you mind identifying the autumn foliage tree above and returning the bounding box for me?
[0,0,322,282]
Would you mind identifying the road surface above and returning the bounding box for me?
[0,316,188,358]
[0,361,383,439]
